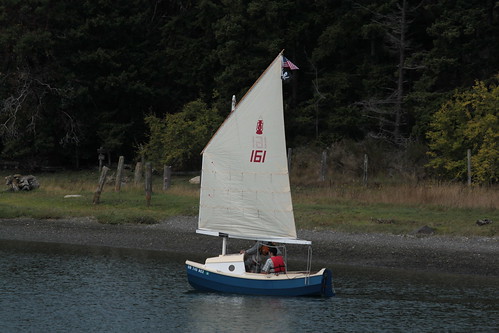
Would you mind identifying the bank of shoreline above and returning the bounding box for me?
[0,216,497,277]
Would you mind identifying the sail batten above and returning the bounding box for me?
[198,53,306,243]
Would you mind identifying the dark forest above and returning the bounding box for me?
[1,0,497,183]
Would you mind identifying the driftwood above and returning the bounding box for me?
[5,174,40,191]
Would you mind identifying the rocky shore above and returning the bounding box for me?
[0,216,497,277]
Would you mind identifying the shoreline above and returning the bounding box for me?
[0,216,498,277]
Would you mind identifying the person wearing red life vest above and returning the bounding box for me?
[261,246,286,274]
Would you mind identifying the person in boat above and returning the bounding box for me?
[261,246,286,274]
[240,241,272,273]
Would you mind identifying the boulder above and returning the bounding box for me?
[189,176,201,184]
[411,225,435,235]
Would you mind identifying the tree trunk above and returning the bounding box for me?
[394,0,407,145]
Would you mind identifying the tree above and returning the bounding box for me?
[410,0,499,141]
[426,79,498,184]
[0,0,82,166]
[355,0,425,146]
[141,100,223,170]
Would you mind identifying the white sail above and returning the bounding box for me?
[197,53,309,245]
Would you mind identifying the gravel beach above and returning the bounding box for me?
[1,216,497,277]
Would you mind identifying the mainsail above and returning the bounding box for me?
[197,53,310,245]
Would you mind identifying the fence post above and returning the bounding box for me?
[320,150,327,182]
[97,147,106,173]
[134,162,143,185]
[467,149,472,186]
[115,156,124,192]
[163,165,172,190]
[145,162,152,206]
[93,166,109,204]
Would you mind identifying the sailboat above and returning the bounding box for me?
[185,51,334,297]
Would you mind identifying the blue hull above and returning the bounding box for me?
[186,263,334,297]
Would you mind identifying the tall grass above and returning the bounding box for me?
[293,182,498,210]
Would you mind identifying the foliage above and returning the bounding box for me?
[141,100,223,170]
[0,0,498,184]
[426,79,499,184]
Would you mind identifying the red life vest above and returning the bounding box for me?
[270,256,286,273]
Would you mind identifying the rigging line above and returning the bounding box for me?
[305,245,313,285]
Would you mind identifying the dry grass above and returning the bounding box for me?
[294,182,498,210]
[288,141,497,210]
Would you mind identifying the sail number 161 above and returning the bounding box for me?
[250,150,266,163]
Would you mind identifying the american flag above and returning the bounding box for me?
[282,56,299,70]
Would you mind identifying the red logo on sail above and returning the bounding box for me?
[256,119,263,135]
[251,118,266,163]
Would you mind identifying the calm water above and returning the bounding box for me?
[0,244,497,332]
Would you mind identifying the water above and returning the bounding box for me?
[0,244,497,332]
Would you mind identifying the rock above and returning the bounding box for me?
[411,225,435,235]
[476,219,493,226]
[189,176,200,184]
[371,217,394,224]
[64,195,83,198]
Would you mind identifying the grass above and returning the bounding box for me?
[0,170,199,224]
[292,183,498,236]
[0,169,497,237]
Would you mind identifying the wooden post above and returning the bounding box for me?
[145,162,152,206]
[467,149,471,186]
[93,166,109,204]
[163,165,172,190]
[134,162,143,185]
[320,150,327,182]
[363,154,368,187]
[231,95,236,112]
[115,155,124,192]
[97,146,106,173]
